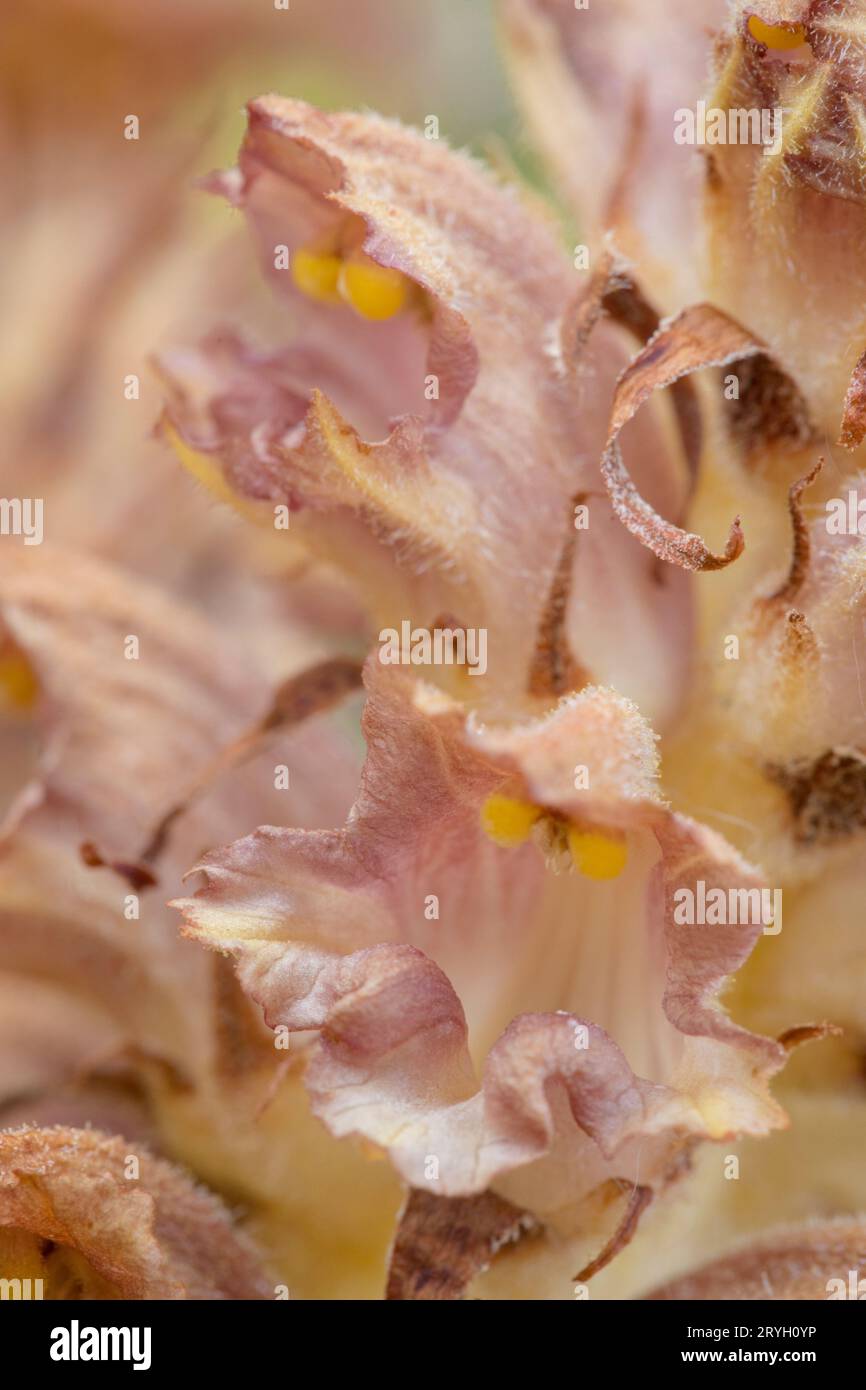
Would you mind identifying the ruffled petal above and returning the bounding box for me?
[177,660,786,1234]
[158,100,695,727]
[599,302,811,570]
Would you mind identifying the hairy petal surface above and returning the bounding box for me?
[705,0,866,453]
[159,98,695,727]
[646,1217,866,1300]
[0,1126,270,1299]
[177,660,786,1232]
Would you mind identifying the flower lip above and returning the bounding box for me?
[174,663,788,1229]
[208,96,481,436]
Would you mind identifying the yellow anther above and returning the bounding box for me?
[0,650,38,710]
[567,826,628,880]
[480,794,541,847]
[290,247,343,304]
[338,255,409,321]
[747,15,807,49]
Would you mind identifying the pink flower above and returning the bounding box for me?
[5,0,866,1302]
[176,661,789,1247]
[157,97,702,728]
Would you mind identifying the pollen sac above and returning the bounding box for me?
[337,255,410,321]
[746,15,807,51]
[567,825,628,880]
[0,648,38,710]
[290,247,343,304]
[480,794,541,847]
[291,243,412,320]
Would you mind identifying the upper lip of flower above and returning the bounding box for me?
[157,97,744,730]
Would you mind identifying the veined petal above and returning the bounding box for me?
[176,660,787,1239]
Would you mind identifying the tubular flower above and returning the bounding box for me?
[5,0,866,1307]
[175,659,789,1257]
[157,97,701,728]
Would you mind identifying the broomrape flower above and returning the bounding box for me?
[4,0,866,1300]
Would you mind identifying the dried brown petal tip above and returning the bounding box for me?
[839,347,866,450]
[600,305,758,572]
[759,457,823,609]
[572,1181,653,1284]
[386,1188,540,1301]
